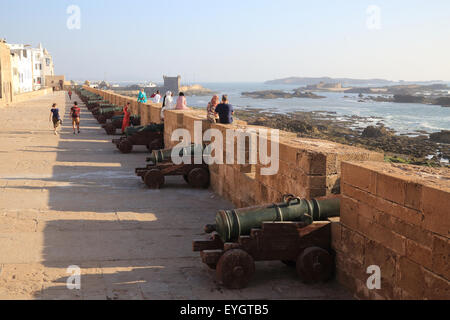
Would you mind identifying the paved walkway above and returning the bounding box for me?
[0,91,352,300]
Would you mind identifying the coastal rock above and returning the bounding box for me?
[180,84,215,96]
[430,131,450,144]
[393,95,425,103]
[241,90,325,99]
[433,97,450,107]
[361,126,391,138]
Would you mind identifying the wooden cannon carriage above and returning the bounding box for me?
[135,155,210,189]
[112,124,164,154]
[193,195,339,289]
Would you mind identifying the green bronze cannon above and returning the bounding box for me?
[207,195,340,242]
[146,143,205,164]
[193,195,341,289]
[136,143,210,189]
[102,115,141,135]
[94,106,123,124]
[112,123,164,153]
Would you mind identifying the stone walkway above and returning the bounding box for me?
[0,91,352,300]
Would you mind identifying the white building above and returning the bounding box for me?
[7,44,33,94]
[30,43,54,90]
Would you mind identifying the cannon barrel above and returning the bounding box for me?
[124,123,164,137]
[98,106,123,115]
[146,143,205,164]
[207,195,340,242]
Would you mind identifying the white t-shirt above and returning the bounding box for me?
[153,94,161,103]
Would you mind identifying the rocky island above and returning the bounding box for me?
[242,89,325,99]
[179,84,216,96]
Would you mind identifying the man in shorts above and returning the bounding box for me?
[70,101,81,134]
[49,103,61,135]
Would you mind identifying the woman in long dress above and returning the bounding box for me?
[122,102,131,133]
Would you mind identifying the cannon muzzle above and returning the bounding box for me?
[208,195,340,242]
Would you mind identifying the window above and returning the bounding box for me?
[46,58,50,66]
[37,77,41,84]
[23,50,27,58]
[40,64,42,70]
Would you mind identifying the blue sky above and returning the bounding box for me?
[1,0,449,82]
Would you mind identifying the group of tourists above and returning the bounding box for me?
[139,89,234,125]
[138,89,234,124]
[50,89,234,136]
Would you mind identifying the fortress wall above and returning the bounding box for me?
[82,86,163,125]
[160,107,383,208]
[83,88,449,300]
[335,161,449,300]
[11,87,53,104]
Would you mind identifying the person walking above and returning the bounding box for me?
[175,92,190,110]
[68,89,73,101]
[214,95,234,124]
[49,103,61,135]
[122,102,131,134]
[160,91,175,121]
[207,95,220,123]
[70,101,81,134]
[137,89,147,103]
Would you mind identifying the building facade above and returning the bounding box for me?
[0,40,13,107]
[8,44,33,94]
[30,43,54,90]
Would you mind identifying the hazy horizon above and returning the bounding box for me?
[2,0,450,83]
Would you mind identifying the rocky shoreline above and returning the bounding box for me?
[242,89,325,100]
[234,108,450,167]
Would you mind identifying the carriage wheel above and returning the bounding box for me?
[187,167,210,188]
[118,139,133,154]
[104,123,116,135]
[144,169,165,189]
[296,247,333,284]
[216,249,255,289]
